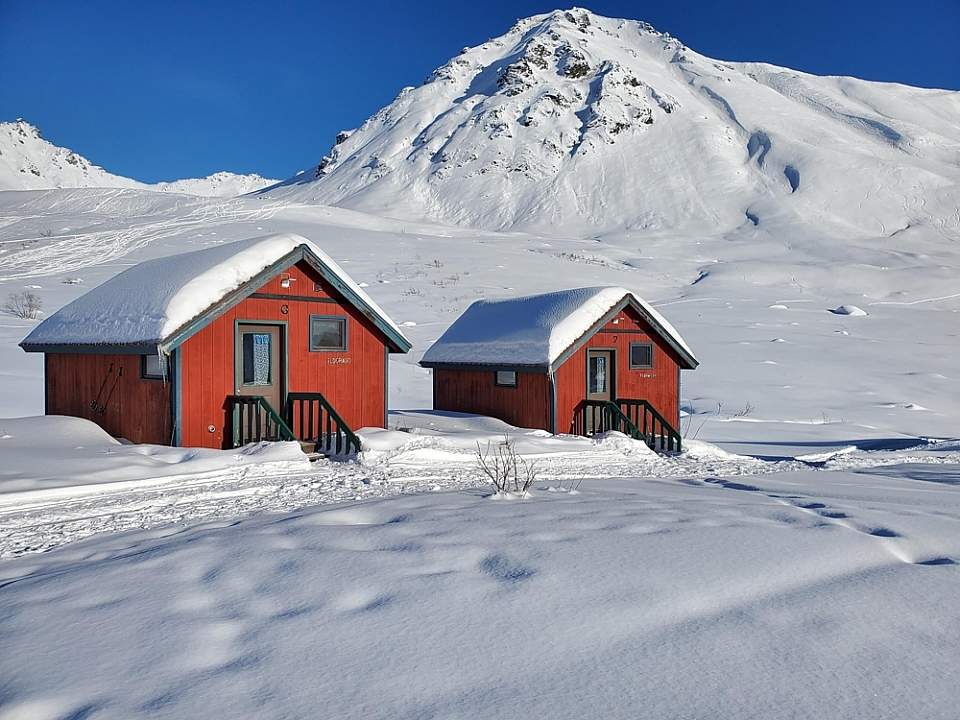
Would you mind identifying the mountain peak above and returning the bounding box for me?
[262,9,960,237]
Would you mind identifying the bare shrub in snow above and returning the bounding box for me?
[732,402,755,418]
[39,228,54,238]
[476,435,539,496]
[3,291,42,319]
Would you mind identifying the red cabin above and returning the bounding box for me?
[420,287,697,451]
[20,234,411,453]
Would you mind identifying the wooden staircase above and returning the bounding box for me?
[576,398,682,453]
[228,392,361,458]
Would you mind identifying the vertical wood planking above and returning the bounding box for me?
[178,261,391,448]
[44,353,171,444]
[433,369,551,430]
[554,305,682,434]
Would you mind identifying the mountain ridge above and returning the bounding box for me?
[0,120,278,198]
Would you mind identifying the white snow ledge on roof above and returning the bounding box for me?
[421,286,697,368]
[21,233,408,349]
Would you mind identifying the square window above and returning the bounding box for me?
[495,370,517,387]
[141,353,167,379]
[630,342,654,369]
[310,316,347,351]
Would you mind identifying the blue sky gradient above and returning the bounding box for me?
[2,0,957,182]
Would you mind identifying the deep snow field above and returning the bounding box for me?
[2,452,959,719]
[0,186,958,718]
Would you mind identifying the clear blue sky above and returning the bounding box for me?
[2,0,957,182]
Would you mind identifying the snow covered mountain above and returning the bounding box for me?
[0,120,278,197]
[263,8,960,237]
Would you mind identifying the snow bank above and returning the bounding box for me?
[0,416,309,499]
[20,233,408,349]
[421,286,695,367]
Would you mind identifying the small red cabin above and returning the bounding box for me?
[420,287,697,451]
[20,234,411,453]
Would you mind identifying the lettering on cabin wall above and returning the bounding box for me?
[327,356,352,365]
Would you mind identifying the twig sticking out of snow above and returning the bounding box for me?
[476,435,540,498]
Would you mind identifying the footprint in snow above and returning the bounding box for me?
[865,527,901,538]
[479,553,536,585]
[704,478,761,492]
[914,557,957,566]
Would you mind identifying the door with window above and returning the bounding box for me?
[586,349,614,433]
[235,324,284,413]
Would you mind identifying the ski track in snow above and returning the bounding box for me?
[3,442,956,560]
[0,447,794,559]
[0,199,286,279]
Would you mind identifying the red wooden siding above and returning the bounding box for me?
[433,369,550,430]
[178,260,388,448]
[553,305,681,433]
[45,353,172,444]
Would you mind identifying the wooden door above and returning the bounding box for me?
[235,324,283,413]
[586,349,614,433]
[587,350,614,401]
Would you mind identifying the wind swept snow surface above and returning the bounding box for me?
[1,460,959,719]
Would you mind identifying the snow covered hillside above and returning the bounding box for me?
[0,186,957,443]
[0,120,277,197]
[264,8,960,239]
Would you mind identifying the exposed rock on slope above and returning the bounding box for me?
[263,8,960,237]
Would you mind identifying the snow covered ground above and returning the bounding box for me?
[1,410,954,563]
[0,411,786,558]
[2,455,958,718]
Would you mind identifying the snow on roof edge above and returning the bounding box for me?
[420,286,697,369]
[21,233,411,352]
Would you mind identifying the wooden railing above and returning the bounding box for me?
[283,392,361,456]
[615,399,682,453]
[575,399,682,453]
[228,395,296,447]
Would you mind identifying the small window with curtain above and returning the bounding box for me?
[141,353,167,380]
[629,342,654,369]
[242,332,273,385]
[310,315,347,351]
[495,370,517,387]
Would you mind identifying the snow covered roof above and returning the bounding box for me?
[421,287,697,370]
[21,233,411,353]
